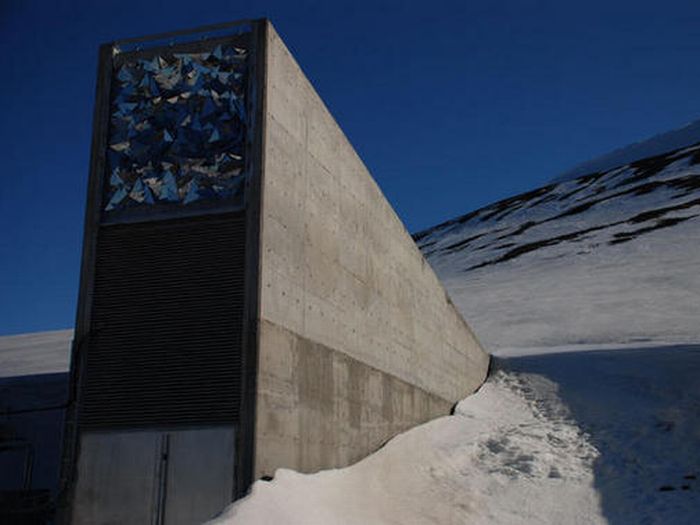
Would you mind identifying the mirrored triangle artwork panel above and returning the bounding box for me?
[105,39,250,215]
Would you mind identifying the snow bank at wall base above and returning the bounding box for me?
[208,364,603,525]
[209,344,700,525]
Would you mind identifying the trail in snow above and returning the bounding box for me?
[505,344,700,525]
[209,344,700,525]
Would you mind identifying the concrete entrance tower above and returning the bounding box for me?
[61,19,489,525]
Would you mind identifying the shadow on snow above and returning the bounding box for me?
[501,344,700,525]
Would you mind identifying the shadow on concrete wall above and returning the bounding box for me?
[503,345,700,525]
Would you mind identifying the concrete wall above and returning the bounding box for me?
[255,320,451,476]
[254,22,490,478]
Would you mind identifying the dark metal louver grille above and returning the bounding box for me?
[79,212,247,429]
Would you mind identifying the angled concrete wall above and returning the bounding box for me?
[255,22,490,478]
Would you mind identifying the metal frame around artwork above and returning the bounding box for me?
[235,17,267,500]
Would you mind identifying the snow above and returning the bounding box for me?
[502,344,700,524]
[209,343,700,524]
[554,118,700,182]
[439,217,700,349]
[415,143,700,350]
[0,329,72,377]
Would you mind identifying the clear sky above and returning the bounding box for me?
[2,0,700,335]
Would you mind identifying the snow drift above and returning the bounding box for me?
[209,344,700,525]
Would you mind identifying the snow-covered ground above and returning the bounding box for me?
[210,343,700,525]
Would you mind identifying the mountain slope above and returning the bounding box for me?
[553,118,700,182]
[415,142,700,349]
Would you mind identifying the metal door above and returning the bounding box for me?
[71,427,235,525]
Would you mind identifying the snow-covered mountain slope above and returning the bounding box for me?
[415,142,700,349]
[210,343,700,525]
[554,118,700,182]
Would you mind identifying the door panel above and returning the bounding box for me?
[164,427,235,524]
[71,428,235,525]
[72,431,159,525]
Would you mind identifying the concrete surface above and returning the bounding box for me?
[255,320,451,477]
[255,22,490,477]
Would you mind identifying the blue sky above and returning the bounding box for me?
[2,0,700,335]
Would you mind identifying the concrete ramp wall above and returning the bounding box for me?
[255,22,490,478]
